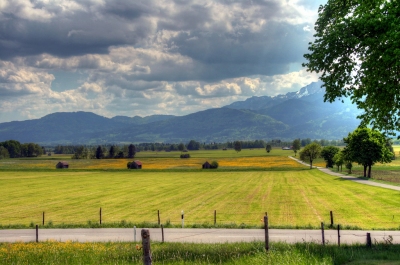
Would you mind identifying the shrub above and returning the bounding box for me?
[180,154,191,158]
[127,162,132,169]
[210,161,219,169]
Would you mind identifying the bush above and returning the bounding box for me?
[180,154,191,158]
[127,162,132,169]
[210,161,219,169]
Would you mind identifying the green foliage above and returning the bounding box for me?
[266,144,271,153]
[187,140,200,150]
[180,154,191,158]
[303,0,400,134]
[292,139,301,156]
[299,142,322,169]
[0,146,9,159]
[126,162,131,169]
[210,161,219,169]
[71,146,89,159]
[128,144,136,158]
[95,146,104,159]
[234,141,242,152]
[178,143,185,152]
[333,151,344,171]
[321,146,340,168]
[344,127,393,178]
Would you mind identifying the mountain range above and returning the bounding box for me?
[0,81,362,144]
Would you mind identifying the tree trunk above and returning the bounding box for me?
[368,165,372,178]
[363,165,367,177]
[310,158,313,169]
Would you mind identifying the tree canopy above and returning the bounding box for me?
[234,141,242,153]
[321,146,340,168]
[128,144,136,158]
[303,0,400,134]
[299,142,322,169]
[344,127,393,178]
[292,139,301,157]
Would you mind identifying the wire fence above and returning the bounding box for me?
[1,207,400,230]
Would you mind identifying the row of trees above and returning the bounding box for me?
[0,140,44,159]
[299,127,394,178]
[71,144,136,159]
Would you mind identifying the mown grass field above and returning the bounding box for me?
[1,148,400,229]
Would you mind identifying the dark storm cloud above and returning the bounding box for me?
[135,22,310,82]
[103,1,154,20]
[0,1,153,60]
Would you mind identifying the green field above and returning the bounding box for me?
[2,148,400,264]
[1,148,400,229]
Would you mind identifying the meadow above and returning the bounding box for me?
[2,240,400,265]
[1,148,400,229]
[2,147,400,265]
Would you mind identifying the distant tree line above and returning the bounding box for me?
[48,138,346,156]
[0,140,44,159]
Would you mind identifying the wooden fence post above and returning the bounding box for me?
[214,210,216,226]
[42,212,45,226]
[337,224,340,246]
[367,233,372,248]
[161,224,164,243]
[158,210,160,226]
[100,207,102,225]
[330,211,334,227]
[141,229,152,265]
[321,222,325,245]
[264,214,269,251]
[36,225,38,243]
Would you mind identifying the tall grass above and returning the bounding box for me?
[1,241,400,265]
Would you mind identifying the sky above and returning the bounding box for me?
[0,0,326,123]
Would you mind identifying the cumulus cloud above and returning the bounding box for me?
[0,0,325,122]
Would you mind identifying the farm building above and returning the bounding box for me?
[56,161,69,169]
[202,161,211,169]
[129,160,142,169]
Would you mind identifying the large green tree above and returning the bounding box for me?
[299,142,322,169]
[321,146,340,168]
[303,0,400,134]
[344,127,393,178]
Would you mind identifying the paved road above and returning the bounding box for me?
[1,228,400,244]
[289,156,400,191]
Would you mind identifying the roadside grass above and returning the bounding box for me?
[1,170,400,229]
[1,241,400,265]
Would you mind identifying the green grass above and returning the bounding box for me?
[1,169,400,229]
[2,241,400,265]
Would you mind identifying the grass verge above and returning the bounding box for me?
[1,241,400,264]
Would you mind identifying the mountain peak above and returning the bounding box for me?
[225,81,324,110]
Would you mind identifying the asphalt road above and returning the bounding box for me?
[1,228,400,245]
[289,156,400,191]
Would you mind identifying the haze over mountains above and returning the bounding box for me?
[0,82,361,145]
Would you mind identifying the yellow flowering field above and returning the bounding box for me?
[0,154,305,170]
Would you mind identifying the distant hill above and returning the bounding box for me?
[0,81,362,144]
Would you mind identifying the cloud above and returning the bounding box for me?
[0,0,325,123]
